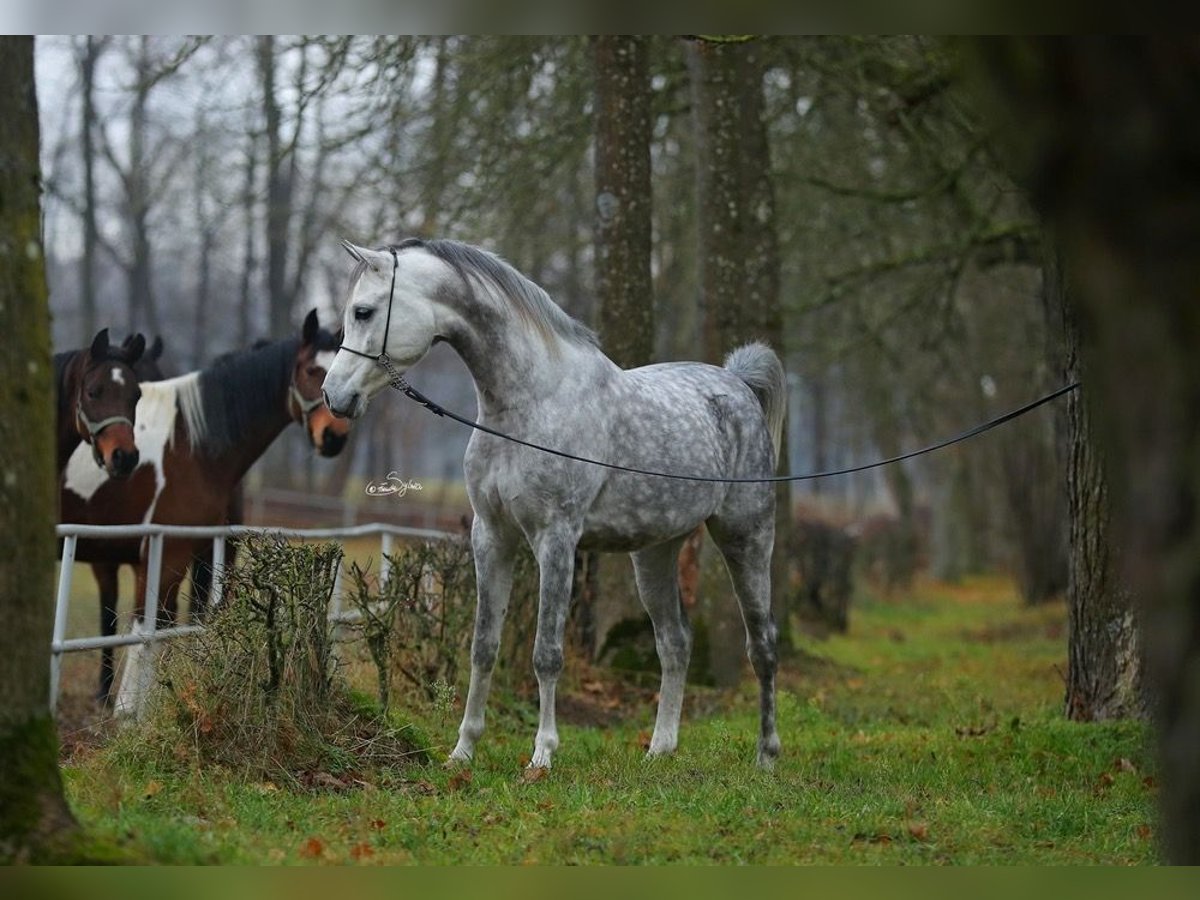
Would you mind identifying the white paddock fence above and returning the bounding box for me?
[52,522,452,717]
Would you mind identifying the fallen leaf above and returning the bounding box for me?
[369,818,386,831]
[521,766,549,784]
[1097,771,1115,788]
[1136,824,1153,840]
[407,779,437,796]
[254,781,279,795]
[299,837,325,860]
[143,780,163,799]
[349,842,374,861]
[906,821,929,842]
[1115,757,1137,774]
[636,731,651,752]
[1143,776,1158,790]
[447,768,473,791]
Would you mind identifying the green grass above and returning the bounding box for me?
[59,575,1158,864]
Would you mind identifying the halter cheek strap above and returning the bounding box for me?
[339,247,400,371]
[289,382,325,428]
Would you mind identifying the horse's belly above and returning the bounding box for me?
[577,480,721,553]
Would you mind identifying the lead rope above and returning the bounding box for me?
[341,246,1079,483]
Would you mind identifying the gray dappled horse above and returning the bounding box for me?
[323,238,785,770]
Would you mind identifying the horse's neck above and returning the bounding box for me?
[55,354,82,472]
[206,401,292,485]
[453,324,607,419]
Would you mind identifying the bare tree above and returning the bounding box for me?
[977,35,1200,863]
[0,36,80,862]
[687,35,791,681]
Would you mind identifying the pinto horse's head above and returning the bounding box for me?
[290,309,352,457]
[74,328,144,478]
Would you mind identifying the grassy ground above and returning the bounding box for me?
[58,575,1157,865]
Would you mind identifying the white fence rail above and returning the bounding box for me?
[52,522,453,716]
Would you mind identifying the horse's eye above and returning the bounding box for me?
[354,307,373,322]
[86,387,101,400]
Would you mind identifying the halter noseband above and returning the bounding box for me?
[76,400,133,440]
[289,382,325,429]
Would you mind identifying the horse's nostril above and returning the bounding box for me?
[321,427,347,456]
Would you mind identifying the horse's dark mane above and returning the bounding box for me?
[183,329,339,457]
[53,351,75,409]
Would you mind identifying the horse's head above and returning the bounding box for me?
[290,309,352,457]
[323,239,445,419]
[74,328,144,478]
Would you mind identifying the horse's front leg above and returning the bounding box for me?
[448,517,517,765]
[529,527,578,769]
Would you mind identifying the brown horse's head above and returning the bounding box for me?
[74,329,144,478]
[290,309,352,457]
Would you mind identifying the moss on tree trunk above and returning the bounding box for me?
[0,35,86,865]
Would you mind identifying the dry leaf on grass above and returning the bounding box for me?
[521,766,549,785]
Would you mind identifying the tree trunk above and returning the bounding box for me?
[593,34,653,368]
[238,128,258,342]
[0,36,81,863]
[976,35,1200,863]
[127,36,158,336]
[687,36,791,682]
[258,36,293,340]
[586,35,654,659]
[1047,253,1143,719]
[78,35,102,344]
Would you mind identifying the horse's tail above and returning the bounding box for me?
[724,342,787,467]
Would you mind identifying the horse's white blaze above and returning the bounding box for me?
[111,366,126,386]
[314,349,336,373]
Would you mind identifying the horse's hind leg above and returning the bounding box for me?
[708,519,781,768]
[631,536,691,757]
[449,517,517,765]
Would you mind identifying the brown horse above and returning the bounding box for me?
[61,310,351,703]
[55,328,145,479]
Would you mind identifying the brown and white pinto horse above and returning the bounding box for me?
[61,310,351,704]
[55,328,145,479]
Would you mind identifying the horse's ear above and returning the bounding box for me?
[89,328,110,362]
[341,239,365,263]
[122,333,146,365]
[302,308,319,346]
[149,335,164,361]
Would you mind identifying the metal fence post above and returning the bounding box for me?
[115,533,164,718]
[210,534,226,610]
[380,531,394,588]
[49,535,77,715]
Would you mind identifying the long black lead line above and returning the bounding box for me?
[378,355,1079,485]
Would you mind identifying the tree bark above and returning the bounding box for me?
[258,36,293,340]
[1046,252,1143,719]
[585,36,655,659]
[78,35,102,345]
[976,35,1200,863]
[0,36,81,862]
[127,36,158,336]
[687,36,792,682]
[593,35,653,368]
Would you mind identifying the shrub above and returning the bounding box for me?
[121,535,425,780]
[344,534,543,713]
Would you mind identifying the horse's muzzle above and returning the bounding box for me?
[108,446,140,479]
[320,427,348,457]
